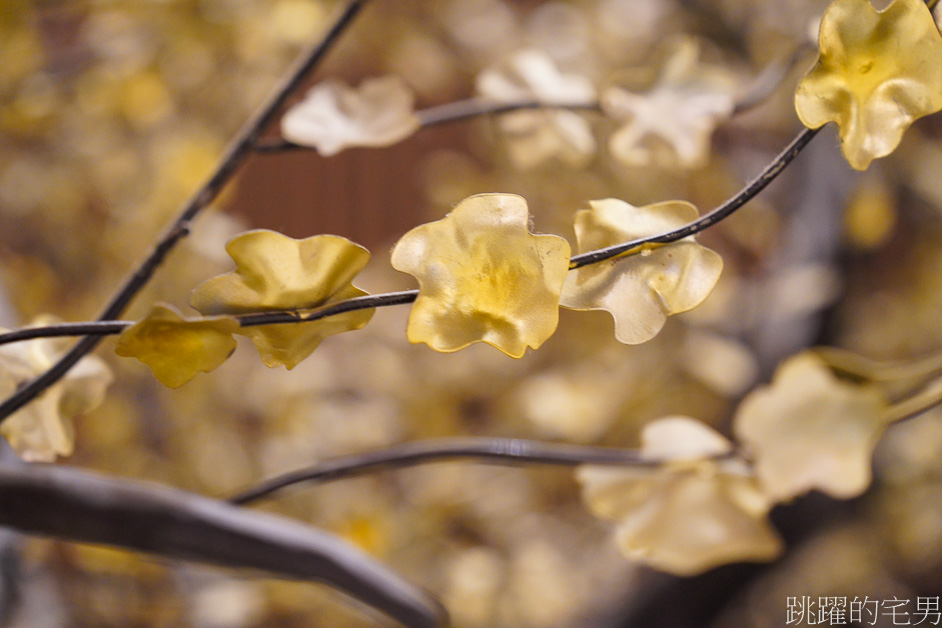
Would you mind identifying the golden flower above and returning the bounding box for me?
[795,0,942,170]
[391,193,571,357]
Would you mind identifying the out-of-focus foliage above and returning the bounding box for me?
[476,49,597,168]
[391,193,570,357]
[115,304,238,388]
[578,417,781,575]
[281,76,421,155]
[795,0,942,170]
[191,230,373,369]
[561,199,723,344]
[0,318,112,461]
[733,351,890,501]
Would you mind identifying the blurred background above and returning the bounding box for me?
[2,0,942,626]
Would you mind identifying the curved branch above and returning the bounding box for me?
[0,0,369,424]
[569,126,819,268]
[0,463,444,628]
[230,437,662,505]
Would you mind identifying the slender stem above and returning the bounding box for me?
[815,346,942,384]
[0,0,368,424]
[884,377,942,424]
[570,126,819,268]
[230,437,661,505]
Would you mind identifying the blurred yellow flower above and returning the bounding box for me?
[795,0,942,170]
[391,193,571,358]
[115,304,238,388]
[191,230,373,369]
[578,417,781,575]
[476,49,597,169]
[280,76,421,156]
[561,199,723,344]
[733,351,890,501]
[0,317,112,461]
[603,38,736,168]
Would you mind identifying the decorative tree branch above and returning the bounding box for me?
[0,0,369,424]
[0,127,819,350]
[231,437,693,505]
[0,462,445,627]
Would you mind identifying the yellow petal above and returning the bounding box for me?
[561,199,723,344]
[391,193,571,358]
[280,76,421,156]
[577,418,781,576]
[191,230,374,368]
[795,0,942,170]
[115,304,238,388]
[733,351,890,502]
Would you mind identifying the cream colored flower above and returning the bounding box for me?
[0,317,112,461]
[561,199,723,344]
[477,50,597,168]
[733,351,890,501]
[281,76,421,156]
[578,417,782,575]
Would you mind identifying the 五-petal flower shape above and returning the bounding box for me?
[603,38,736,168]
[477,50,597,168]
[560,199,723,344]
[391,193,571,358]
[0,317,112,461]
[795,0,942,170]
[191,230,373,369]
[578,417,782,576]
[115,304,238,388]
[281,76,421,156]
[733,351,890,502]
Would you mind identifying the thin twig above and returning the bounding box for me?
[230,437,663,505]
[569,126,819,268]
[0,0,368,424]
[884,377,942,424]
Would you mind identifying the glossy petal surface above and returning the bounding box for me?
[0,317,112,461]
[477,50,597,168]
[795,0,942,170]
[733,351,890,501]
[115,304,238,388]
[191,230,373,369]
[578,417,781,575]
[391,193,571,358]
[604,39,736,168]
[281,76,421,156]
[561,199,723,344]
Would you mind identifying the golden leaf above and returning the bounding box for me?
[280,76,421,156]
[733,351,890,502]
[115,304,238,388]
[390,193,571,358]
[578,417,782,576]
[795,0,942,170]
[476,50,597,169]
[191,230,373,369]
[560,199,723,344]
[0,317,112,462]
[603,38,736,168]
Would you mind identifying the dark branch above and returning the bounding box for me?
[0,463,444,628]
[569,126,820,268]
[0,0,368,424]
[230,437,660,505]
